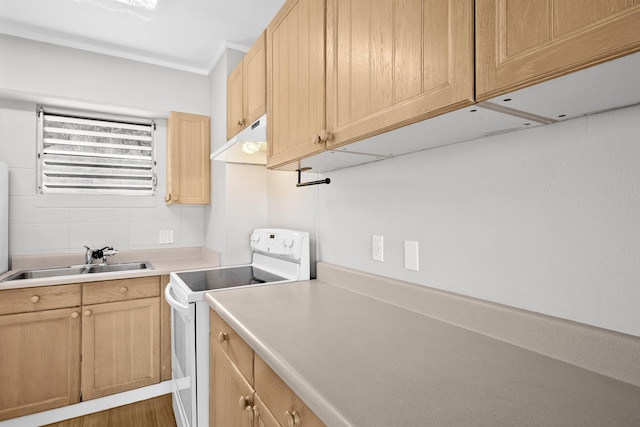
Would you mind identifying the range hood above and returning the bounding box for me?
[210,115,267,165]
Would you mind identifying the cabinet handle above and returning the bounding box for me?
[237,118,246,127]
[285,410,300,427]
[218,331,229,343]
[120,286,128,294]
[83,309,92,317]
[30,295,40,303]
[238,395,252,410]
[319,129,331,142]
[165,193,171,202]
[71,311,80,319]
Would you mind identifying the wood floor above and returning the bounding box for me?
[43,394,176,427]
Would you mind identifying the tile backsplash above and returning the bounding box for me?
[0,106,206,260]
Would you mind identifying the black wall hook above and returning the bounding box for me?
[296,168,330,187]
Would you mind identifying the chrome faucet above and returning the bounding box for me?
[84,246,119,264]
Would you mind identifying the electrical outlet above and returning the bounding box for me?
[372,235,384,262]
[159,230,174,244]
[404,241,419,271]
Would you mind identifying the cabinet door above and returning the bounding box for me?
[210,344,254,427]
[476,0,640,99]
[244,31,267,127]
[82,298,160,400]
[326,0,474,149]
[253,393,280,427]
[267,0,327,168]
[166,111,211,205]
[254,355,326,427]
[227,63,245,140]
[160,275,172,382]
[0,308,81,421]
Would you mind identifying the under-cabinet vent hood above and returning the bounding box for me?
[210,115,267,165]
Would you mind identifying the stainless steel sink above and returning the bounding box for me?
[85,262,153,274]
[1,261,154,281]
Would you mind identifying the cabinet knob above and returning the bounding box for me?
[238,395,252,410]
[319,129,331,142]
[165,194,171,202]
[30,295,40,303]
[218,331,229,343]
[83,309,92,317]
[237,118,246,127]
[120,286,128,294]
[285,410,300,427]
[312,134,321,144]
[71,311,80,319]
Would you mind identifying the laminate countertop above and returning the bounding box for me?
[205,268,640,427]
[0,247,219,290]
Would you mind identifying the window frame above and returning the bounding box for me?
[36,106,157,196]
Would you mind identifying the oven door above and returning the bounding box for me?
[165,283,197,427]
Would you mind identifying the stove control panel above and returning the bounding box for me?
[250,229,308,260]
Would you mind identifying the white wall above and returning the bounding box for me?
[203,47,319,267]
[318,104,640,337]
[0,35,211,258]
[205,48,270,265]
[0,34,209,116]
[266,170,320,278]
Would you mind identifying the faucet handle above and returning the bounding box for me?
[103,248,118,257]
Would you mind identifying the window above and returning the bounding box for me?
[37,107,156,196]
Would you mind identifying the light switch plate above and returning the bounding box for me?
[372,235,384,262]
[159,229,174,244]
[404,241,419,271]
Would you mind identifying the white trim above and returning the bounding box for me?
[0,381,173,427]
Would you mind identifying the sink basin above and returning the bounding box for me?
[1,261,154,281]
[86,262,153,274]
[3,266,89,281]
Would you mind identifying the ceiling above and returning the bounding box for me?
[0,0,286,75]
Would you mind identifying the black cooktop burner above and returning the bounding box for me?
[176,265,288,292]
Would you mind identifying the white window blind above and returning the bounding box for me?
[37,108,156,196]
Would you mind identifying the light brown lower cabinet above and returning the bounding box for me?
[160,274,172,381]
[210,344,255,427]
[81,297,160,400]
[253,393,279,427]
[81,276,161,400]
[0,276,166,421]
[210,309,326,427]
[0,307,81,421]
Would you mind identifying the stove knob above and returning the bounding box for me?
[251,233,260,242]
[283,237,294,248]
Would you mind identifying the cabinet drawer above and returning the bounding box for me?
[83,276,160,305]
[0,284,81,315]
[254,355,326,427]
[210,309,253,384]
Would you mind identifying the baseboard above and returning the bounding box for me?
[0,381,173,427]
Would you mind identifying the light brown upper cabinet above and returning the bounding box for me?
[325,0,475,150]
[476,0,640,100]
[227,32,267,140]
[266,0,328,169]
[266,0,474,168]
[166,111,211,205]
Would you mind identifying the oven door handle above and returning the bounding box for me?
[164,283,191,316]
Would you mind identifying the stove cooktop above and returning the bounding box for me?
[175,265,289,292]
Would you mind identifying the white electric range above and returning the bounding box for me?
[164,229,310,427]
